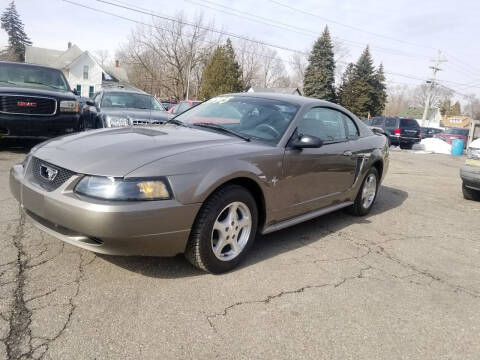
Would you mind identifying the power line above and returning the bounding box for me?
[62,0,430,87]
[266,0,437,52]
[183,0,434,61]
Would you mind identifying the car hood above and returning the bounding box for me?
[0,85,76,99]
[102,108,173,122]
[32,125,244,176]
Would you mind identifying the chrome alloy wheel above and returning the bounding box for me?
[361,173,377,209]
[211,201,252,261]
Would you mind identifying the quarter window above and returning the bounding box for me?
[385,118,397,128]
[298,108,347,142]
[343,115,359,138]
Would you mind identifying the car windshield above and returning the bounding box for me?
[447,128,469,136]
[101,92,165,110]
[0,62,69,91]
[174,95,300,144]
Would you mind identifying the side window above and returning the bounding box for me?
[385,118,397,128]
[372,117,384,126]
[298,108,347,142]
[178,102,190,113]
[343,115,359,138]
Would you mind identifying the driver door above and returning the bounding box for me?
[277,107,357,220]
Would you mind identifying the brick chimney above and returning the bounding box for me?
[115,60,119,68]
[68,42,72,49]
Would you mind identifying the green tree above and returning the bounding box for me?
[337,63,356,110]
[338,46,382,118]
[199,39,243,99]
[450,101,462,116]
[303,26,336,102]
[371,63,387,115]
[1,1,31,61]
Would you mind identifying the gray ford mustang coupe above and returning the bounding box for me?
[10,93,389,273]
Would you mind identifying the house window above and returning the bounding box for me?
[76,84,82,96]
[89,86,94,98]
[83,65,89,80]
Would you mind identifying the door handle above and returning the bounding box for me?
[343,150,353,156]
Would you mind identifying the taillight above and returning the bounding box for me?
[394,128,401,136]
[418,130,422,137]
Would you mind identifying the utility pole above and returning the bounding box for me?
[421,50,447,126]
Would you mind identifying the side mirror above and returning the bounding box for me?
[370,126,386,136]
[86,100,95,106]
[291,134,323,149]
[72,89,79,96]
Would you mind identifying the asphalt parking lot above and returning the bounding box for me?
[1,144,479,360]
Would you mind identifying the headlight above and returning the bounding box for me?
[105,115,131,127]
[467,147,480,160]
[74,176,172,201]
[59,100,79,113]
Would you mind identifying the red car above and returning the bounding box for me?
[436,127,469,147]
[168,100,202,115]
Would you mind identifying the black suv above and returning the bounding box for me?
[0,61,82,139]
[368,116,421,149]
[82,87,172,129]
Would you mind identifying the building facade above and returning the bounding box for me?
[25,43,128,98]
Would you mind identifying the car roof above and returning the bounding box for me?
[101,87,149,95]
[0,60,63,72]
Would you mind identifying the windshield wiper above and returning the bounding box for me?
[166,119,188,127]
[193,123,250,141]
[24,81,62,90]
[0,80,17,85]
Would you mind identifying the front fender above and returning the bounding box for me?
[168,159,271,205]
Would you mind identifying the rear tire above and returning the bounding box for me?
[462,183,480,201]
[185,185,258,274]
[347,167,379,216]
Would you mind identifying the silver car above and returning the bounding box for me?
[10,93,389,273]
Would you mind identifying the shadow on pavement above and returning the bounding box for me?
[102,185,408,278]
[0,138,43,154]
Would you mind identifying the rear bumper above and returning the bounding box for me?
[389,136,421,145]
[0,113,81,138]
[10,164,201,256]
[460,165,480,191]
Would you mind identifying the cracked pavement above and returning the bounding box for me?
[1,143,480,359]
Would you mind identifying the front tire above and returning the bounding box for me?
[462,183,480,201]
[347,167,379,216]
[185,185,258,273]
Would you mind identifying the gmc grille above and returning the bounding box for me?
[0,95,56,116]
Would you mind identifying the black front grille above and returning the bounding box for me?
[29,157,76,191]
[0,95,56,115]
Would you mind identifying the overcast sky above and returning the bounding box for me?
[2,0,480,100]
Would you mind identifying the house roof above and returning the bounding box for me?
[103,65,129,82]
[248,87,302,95]
[25,45,128,83]
[25,46,64,67]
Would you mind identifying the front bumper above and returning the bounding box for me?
[0,113,81,139]
[460,164,480,191]
[10,164,201,256]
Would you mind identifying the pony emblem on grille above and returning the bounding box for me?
[40,164,58,181]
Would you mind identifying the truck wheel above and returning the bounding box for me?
[347,167,379,216]
[462,183,480,201]
[185,185,258,274]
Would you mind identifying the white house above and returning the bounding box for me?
[25,43,129,98]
